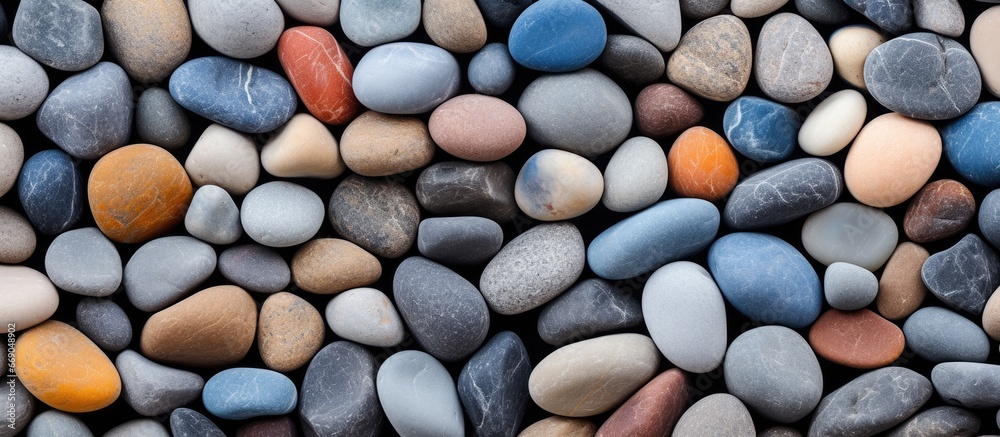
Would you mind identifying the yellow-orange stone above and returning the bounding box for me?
[89,144,193,243]
[16,321,121,413]
[667,126,739,202]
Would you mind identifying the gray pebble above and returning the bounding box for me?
[679,0,728,19]
[760,427,803,437]
[218,244,290,293]
[794,0,851,24]
[643,262,726,373]
[44,227,122,297]
[598,35,665,85]
[755,13,833,104]
[184,185,242,245]
[241,181,325,248]
[932,362,1000,409]
[724,158,843,230]
[116,349,204,417]
[0,46,49,120]
[352,42,460,115]
[76,298,132,352]
[417,216,503,266]
[457,331,531,437]
[328,175,420,259]
[0,206,36,264]
[416,161,519,223]
[673,393,756,436]
[299,342,384,437]
[921,233,1000,315]
[912,0,964,37]
[593,0,682,52]
[340,0,420,47]
[0,123,22,197]
[468,43,516,96]
[377,350,464,437]
[0,376,34,437]
[538,278,642,346]
[602,136,669,213]
[824,262,878,311]
[124,236,216,312]
[169,408,224,437]
[904,306,990,363]
[102,419,170,437]
[809,367,932,436]
[26,410,93,437]
[843,0,913,34]
[136,87,191,151]
[886,406,980,437]
[188,0,284,59]
[12,0,103,71]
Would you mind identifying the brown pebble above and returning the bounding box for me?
[428,94,525,162]
[596,368,687,437]
[0,206,35,264]
[519,416,597,437]
[291,238,382,294]
[101,0,192,82]
[808,308,904,369]
[877,242,930,320]
[903,179,975,243]
[422,0,487,53]
[982,287,1000,340]
[634,83,704,138]
[339,111,435,177]
[258,292,325,372]
[236,415,299,437]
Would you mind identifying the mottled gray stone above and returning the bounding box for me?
[597,35,665,85]
[102,419,171,437]
[218,244,290,294]
[0,124,22,197]
[44,227,122,297]
[679,0,729,18]
[0,46,48,121]
[538,278,642,346]
[340,0,420,47]
[755,13,833,104]
[602,137,669,213]
[136,87,191,151]
[169,408,224,437]
[241,181,325,248]
[299,342,383,437]
[673,393,756,436]
[12,0,103,71]
[124,236,217,312]
[0,377,34,437]
[592,0,681,52]
[457,331,531,437]
[377,350,464,437]
[417,216,503,266]
[643,262,726,373]
[932,362,1000,409]
[328,175,420,259]
[795,0,851,24]
[886,406,980,437]
[188,0,284,59]
[352,42,460,115]
[903,306,990,363]
[912,0,964,37]
[26,410,92,437]
[76,298,131,352]
[921,233,1000,315]
[185,185,242,245]
[666,14,753,102]
[116,349,205,416]
[0,206,35,264]
[824,262,879,310]
[724,158,844,230]
[468,43,516,96]
[809,367,932,437]
[416,161,519,223]
[475,0,531,28]
[760,427,803,437]
[843,0,913,34]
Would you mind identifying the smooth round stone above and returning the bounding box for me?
[843,0,913,33]
[829,25,886,90]
[913,0,964,37]
[417,216,503,266]
[824,262,878,310]
[0,46,48,120]
[275,0,339,25]
[325,287,404,347]
[76,298,131,352]
[416,161,519,223]
[537,278,642,346]
[115,349,204,417]
[124,236,216,312]
[724,158,843,229]
[904,179,975,242]
[723,96,800,163]
[667,126,739,201]
[725,326,822,423]
[877,242,930,320]
[986,287,1000,340]
[261,113,346,179]
[17,321,120,412]
[589,198,719,280]
[904,306,990,363]
[887,406,981,437]
[37,63,131,161]
[136,88,191,151]
[101,0,191,82]
[515,149,604,221]
[520,417,596,437]
[679,0,728,18]
[353,42,460,114]
[0,265,58,330]
[481,222,585,315]
[292,239,381,295]
[218,244,290,293]
[508,0,606,72]
[235,417,298,437]
[809,367,932,436]
[801,202,899,271]
[241,181,325,248]
[328,175,420,258]
[731,0,787,17]
[26,411,92,437]
[340,111,434,176]
[429,94,525,162]
[795,0,851,24]
[0,124,22,197]
[468,43,516,95]
[798,89,867,156]
[340,0,420,46]
[943,103,1000,186]
[423,0,487,53]
[185,185,242,245]
[170,408,225,437]
[602,137,668,213]
[185,124,259,196]
[17,149,82,235]
[277,26,358,125]
[593,0,681,52]
[865,33,981,120]
[708,232,822,328]
[755,13,833,103]
[972,7,1000,97]
[517,69,631,157]
[203,368,297,420]
[0,206,34,264]
[932,362,1000,408]
[188,0,283,58]
[377,350,464,437]
[634,83,703,138]
[643,261,726,373]
[673,393,755,436]
[845,113,942,207]
[300,342,384,436]
[667,14,752,102]
[258,292,325,372]
[922,233,1000,315]
[809,309,906,369]
[141,285,257,367]
[597,34,665,85]
[529,334,659,417]
[982,190,1000,250]
[596,369,687,437]
[103,419,170,437]
[458,332,531,437]
[12,0,103,71]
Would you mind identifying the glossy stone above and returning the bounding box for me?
[203,368,298,420]
[328,175,420,258]
[644,262,727,373]
[458,332,532,437]
[724,158,843,229]
[417,217,503,266]
[904,306,990,363]
[12,0,103,71]
[124,236,216,312]
[278,26,358,125]
[116,349,204,417]
[515,149,604,221]
[75,298,131,352]
[801,203,899,271]
[352,42,460,114]
[377,351,464,437]
[416,161,519,223]
[17,150,82,235]
[508,0,607,72]
[921,233,1000,315]
[809,367,932,436]
[299,342,383,437]
[241,181,325,248]
[808,308,906,369]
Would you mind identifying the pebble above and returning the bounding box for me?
[801,202,899,271]
[596,369,687,436]
[429,94,525,162]
[291,238,381,294]
[668,126,739,201]
[520,417,596,437]
[481,222,585,315]
[508,0,606,72]
[597,35,665,85]
[416,161,519,223]
[731,0,787,17]
[394,257,490,361]
[36,62,132,160]
[0,206,34,263]
[589,198,719,280]
[643,261,727,373]
[423,0,487,53]
[169,408,225,437]
[103,419,171,437]
[0,124,22,197]
[203,368,297,420]
[679,0,728,18]
[672,393,756,436]
[633,83,704,138]
[529,333,659,417]
[241,181,325,248]
[708,232,822,328]
[602,137,668,213]
[904,306,990,363]
[824,262,879,310]
[188,0,283,59]
[843,0,913,33]
[16,321,121,412]
[135,88,191,151]
[476,0,531,28]
[88,144,193,243]
[913,0,964,37]
[921,233,1000,315]
[932,362,1000,408]
[844,113,942,207]
[340,0,420,47]
[943,102,1000,186]
[339,111,435,176]
[904,180,975,242]
[100,0,191,82]
[864,33,981,120]
[798,89,867,156]
[809,367,932,436]
[12,0,103,71]
[458,331,532,437]
[17,149,82,235]
[417,216,504,266]
[985,290,1000,339]
[518,69,631,157]
[1,377,33,437]
[877,242,930,320]
[724,158,843,229]
[515,149,604,221]
[723,96,800,163]
[277,26,358,125]
[377,350,464,437]
[0,46,48,120]
[235,417,298,437]
[795,0,851,24]
[352,42,460,114]
[886,406,981,437]
[808,308,906,369]
[184,124,260,195]
[184,185,242,245]
[594,0,681,52]
[971,6,1000,97]
[755,13,833,103]
[140,285,257,367]
[0,265,58,330]
[759,427,804,437]
[829,25,886,90]
[300,342,384,436]
[328,175,420,258]
[123,236,216,312]
[115,349,204,417]
[258,292,325,372]
[218,244,291,293]
[75,298,131,352]
[25,411,93,437]
[667,14,752,102]
[261,113,346,179]
[538,278,643,346]
[274,0,339,26]
[468,43,516,95]
[325,287,405,347]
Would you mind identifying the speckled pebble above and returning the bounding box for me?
[218,244,291,294]
[75,298,131,352]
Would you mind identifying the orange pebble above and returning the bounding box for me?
[15,321,121,413]
[278,26,359,125]
[667,127,739,202]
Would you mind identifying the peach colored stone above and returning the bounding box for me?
[518,417,597,437]
[261,113,346,179]
[101,0,192,82]
[258,292,325,372]
[971,6,1000,98]
[422,0,487,53]
[808,308,905,369]
[340,111,436,176]
[428,94,526,161]
[983,287,1000,340]
[0,265,57,331]
[829,25,885,90]
[596,369,688,437]
[634,84,704,138]
[291,238,382,294]
[877,242,930,321]
[667,126,739,202]
[278,26,359,125]
[185,124,260,196]
[903,179,975,243]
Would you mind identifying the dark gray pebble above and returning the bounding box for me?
[457,331,531,437]
[299,342,384,437]
[75,298,131,352]
[537,278,642,346]
[417,216,503,266]
[328,174,420,259]
[416,161,519,223]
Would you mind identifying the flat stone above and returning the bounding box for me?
[25,410,92,437]
[731,0,787,17]
[300,342,383,436]
[809,367,932,436]
[475,0,530,27]
[185,124,260,195]
[17,149,83,235]
[277,26,359,125]
[103,419,170,437]
[429,94,525,162]
[258,292,325,372]
[416,161,519,223]
[795,0,851,24]
[602,137,668,213]
[724,158,843,229]
[755,13,833,103]
[218,244,290,293]
[328,175,420,258]
[101,0,191,82]
[458,331,532,437]
[943,102,1000,186]
[801,202,899,271]
[292,238,381,294]
[904,179,975,242]
[667,14,752,102]
[377,350,464,437]
[203,368,297,420]
[325,287,405,347]
[188,0,283,59]
[12,0,103,71]
[185,185,242,245]
[596,369,687,437]
[845,113,942,207]
[423,0,487,53]
[597,35,665,85]
[679,0,728,18]
[808,308,906,369]
[0,46,48,120]
[124,236,216,312]
[829,24,886,90]
[634,83,703,138]
[261,113,346,179]
[339,111,434,176]
[340,0,420,47]
[972,7,1000,97]
[417,216,503,266]
[169,408,225,437]
[904,306,990,363]
[672,393,755,436]
[932,362,1000,408]
[468,43,516,95]
[135,88,191,151]
[824,262,879,310]
[798,89,867,156]
[0,206,34,264]
[115,349,204,417]
[235,417,298,437]
[353,42,459,114]
[886,406,981,437]
[508,0,606,72]
[1,376,34,437]
[241,181,325,248]
[877,242,930,320]
[843,0,913,33]
[75,298,131,352]
[36,62,131,159]
[921,233,1000,315]
[912,0,964,37]
[0,265,58,330]
[668,126,739,201]
[515,149,604,221]
[724,96,800,163]
[0,124,22,197]
[519,417,596,437]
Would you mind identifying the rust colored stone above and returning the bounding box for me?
[291,238,382,294]
[903,179,975,243]
[596,368,688,437]
[634,83,704,138]
[808,308,905,369]
[278,26,359,125]
[877,242,930,320]
[667,126,739,202]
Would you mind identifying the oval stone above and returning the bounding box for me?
[185,124,260,195]
[673,393,755,436]
[634,83,703,138]
[887,406,981,437]
[423,0,487,53]
[17,149,83,235]
[537,278,642,346]
[0,206,35,264]
[25,410,92,436]
[667,126,739,201]
[124,236,217,312]
[468,42,516,95]
[515,149,604,221]
[1,377,33,437]
[339,111,434,177]
[829,24,886,90]
[972,6,1000,98]
[377,350,464,437]
[0,265,58,331]
[136,87,191,151]
[328,175,420,258]
[417,216,503,266]
[291,238,381,294]
[824,262,879,311]
[723,96,800,163]
[667,14,752,102]
[904,179,975,242]
[932,362,1000,408]
[261,113,346,179]
[325,287,405,348]
[904,306,990,363]
[218,244,290,294]
[101,0,191,82]
[429,94,525,162]
[258,292,325,372]
[755,13,833,103]
[877,242,930,320]
[596,369,687,437]
[105,420,171,437]
[809,367,932,436]
[808,308,905,369]
[241,181,325,248]
[416,161,518,223]
[0,46,48,121]
[457,331,532,437]
[921,233,1000,315]
[508,0,606,72]
[796,0,851,24]
[985,289,1000,340]
[520,417,596,437]
[844,113,942,207]
[12,0,103,71]
[598,34,665,85]
[724,158,843,229]
[942,102,1000,186]
[801,202,899,271]
[299,342,383,437]
[799,89,867,156]
[353,42,459,114]
[843,0,913,33]
[0,124,22,198]
[75,297,131,352]
[203,368,297,420]
[188,0,283,59]
[602,136,669,213]
[277,26,358,125]
[116,349,204,417]
[340,0,419,47]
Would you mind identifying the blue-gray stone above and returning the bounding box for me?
[393,256,490,361]
[0,46,49,121]
[708,232,823,329]
[679,0,727,18]
[299,342,383,437]
[932,362,1000,408]
[124,236,217,312]
[468,43,516,96]
[843,0,914,34]
[508,0,607,73]
[724,158,844,230]
[136,87,191,151]
[184,185,242,245]
[904,306,990,363]
[943,102,1000,187]
[218,244,290,294]
[723,96,801,163]
[116,349,204,417]
[597,34,665,85]
[377,350,464,437]
[538,278,642,346]
[75,298,131,352]
[25,410,92,437]
[982,189,1000,249]
[912,0,965,38]
[457,331,531,437]
[864,33,981,120]
[415,161,519,223]
[169,408,224,437]
[12,0,103,71]
[241,181,326,248]
[795,0,851,24]
[169,56,296,133]
[824,262,879,311]
[44,227,122,297]
[476,0,531,28]
[592,0,682,52]
[352,42,460,115]
[886,406,980,437]
[103,419,171,437]
[340,0,420,47]
[921,233,1000,315]
[588,198,720,280]
[1,376,34,437]
[328,175,420,259]
[417,216,503,266]
[16,149,82,235]
[809,367,932,437]
[203,368,297,420]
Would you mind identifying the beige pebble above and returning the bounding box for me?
[983,287,1000,340]
[0,206,36,264]
[325,287,405,347]
[844,113,941,208]
[876,242,930,321]
[730,0,787,18]
[422,0,487,53]
[0,265,58,331]
[340,111,435,177]
[518,416,597,437]
[292,238,382,294]
[261,113,346,179]
[971,6,1000,98]
[828,25,885,90]
[184,124,260,196]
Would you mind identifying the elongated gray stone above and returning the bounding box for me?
[809,367,932,437]
[457,331,531,437]
[299,342,383,437]
[124,236,217,312]
[843,0,913,34]
[903,306,990,363]
[417,216,503,267]
[644,262,727,373]
[932,362,1000,409]
[538,278,642,346]
[218,244,290,294]
[921,233,1000,315]
[724,158,843,229]
[416,161,518,223]
[597,35,665,85]
[116,350,205,417]
[377,350,464,437]
[103,419,171,437]
[1,376,34,437]
[886,406,980,437]
[795,0,851,24]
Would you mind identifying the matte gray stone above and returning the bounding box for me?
[12,0,103,71]
[602,136,669,213]
[44,227,122,297]
[103,419,171,437]
[328,175,420,259]
[538,278,642,346]
[76,298,132,352]
[921,233,1000,315]
[0,206,36,264]
[299,342,384,437]
[241,181,325,248]
[475,0,531,28]
[116,349,205,417]
[468,43,516,96]
[673,393,756,436]
[679,0,729,19]
[643,262,726,373]
[340,0,420,47]
[824,262,879,311]
[136,87,191,151]
[417,216,503,266]
[457,331,531,437]
[184,185,242,245]
[755,13,833,104]
[124,236,217,312]
[809,367,932,437]
[377,350,464,437]
[932,362,1000,409]
[0,46,48,121]
[886,406,980,437]
[912,0,965,37]
[903,306,990,363]
[597,35,665,85]
[218,244,290,294]
[760,427,804,437]
[724,158,844,230]
[843,0,913,34]
[592,0,682,52]
[416,161,519,223]
[352,42,460,114]
[26,410,93,437]
[0,377,34,437]
[188,0,284,59]
[795,0,851,24]
[169,408,224,437]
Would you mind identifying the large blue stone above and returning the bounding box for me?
[723,96,800,163]
[17,149,82,235]
[352,42,460,115]
[508,0,607,73]
[202,367,297,420]
[943,102,1000,186]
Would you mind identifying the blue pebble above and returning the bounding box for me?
[708,232,822,329]
[723,96,800,163]
[17,149,82,235]
[587,198,720,280]
[469,43,516,96]
[903,306,990,363]
[943,102,1000,187]
[980,189,1000,249]
[169,57,296,134]
[508,0,607,73]
[353,42,460,115]
[203,368,298,420]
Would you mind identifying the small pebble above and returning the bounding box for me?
[124,235,217,312]
[829,24,886,90]
[44,228,121,296]
[724,158,843,229]
[538,278,643,346]
[17,149,83,235]
[25,410,93,437]
[809,367,932,436]
[100,0,192,82]
[277,26,359,125]
[596,369,687,437]
[103,419,171,437]
[218,244,291,293]
[428,94,525,162]
[843,0,913,33]
[903,179,975,242]
[261,113,346,179]
[808,308,905,369]
[188,0,284,59]
[258,292,325,372]
[679,0,728,18]
[291,238,381,294]
[795,0,851,24]
[723,96,800,163]
[12,0,103,71]
[798,89,867,156]
[184,185,243,245]
[339,111,434,176]
[457,331,532,437]
[971,6,1000,97]
[903,306,990,363]
[844,113,942,207]
[912,0,964,37]
[667,14,752,102]
[668,126,739,201]
[731,0,787,17]
[672,393,756,436]
[339,0,420,47]
[0,206,35,264]
[75,298,131,352]
[824,262,879,310]
[601,136,669,213]
[755,13,833,104]
[932,362,1000,408]
[185,124,260,196]
[416,161,519,223]
[377,350,465,437]
[476,0,531,28]
[115,349,204,417]
[876,242,930,320]
[325,287,405,347]
[597,34,665,85]
[514,149,604,221]
[801,202,899,271]
[328,175,420,258]
[423,0,487,53]
[274,0,339,26]
[135,88,191,151]
[0,46,48,121]
[352,42,460,114]
[921,233,1000,315]
[0,124,23,197]
[468,43,516,95]
[241,181,325,248]
[416,216,504,266]
[942,102,1000,186]
[508,0,607,72]
[634,83,703,138]
[0,265,58,330]
[203,368,298,420]
[984,289,1000,340]
[299,342,384,436]
[170,408,225,437]
[1,377,34,437]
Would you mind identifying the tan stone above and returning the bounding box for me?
[518,416,597,437]
[184,124,260,196]
[844,113,941,208]
[667,15,752,102]
[261,113,346,179]
[0,206,35,264]
[340,111,435,176]
[971,6,1000,98]
[829,25,885,90]
[422,0,487,53]
[982,286,1000,340]
[292,238,382,294]
[877,242,930,320]
[258,292,325,372]
[101,0,192,82]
